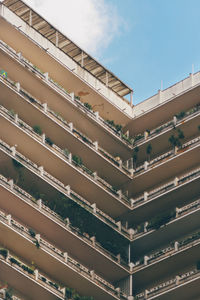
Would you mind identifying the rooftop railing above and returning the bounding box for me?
[0,173,130,270]
[0,39,133,147]
[135,268,200,299]
[132,227,200,273]
[0,104,131,207]
[0,208,127,299]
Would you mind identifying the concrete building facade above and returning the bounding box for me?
[0,1,199,299]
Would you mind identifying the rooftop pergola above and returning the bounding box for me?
[2,0,133,100]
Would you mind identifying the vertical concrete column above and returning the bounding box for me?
[35,269,39,280]
[64,252,68,262]
[29,10,32,26]
[10,146,16,156]
[174,241,179,251]
[70,92,74,101]
[158,89,162,104]
[69,122,73,131]
[91,236,96,246]
[16,82,20,92]
[94,111,99,120]
[8,179,14,190]
[93,172,97,180]
[144,191,148,201]
[144,255,149,266]
[174,177,179,186]
[14,114,18,123]
[35,234,40,242]
[117,190,122,199]
[6,214,11,225]
[17,52,22,60]
[44,72,49,81]
[37,199,42,209]
[144,161,149,171]
[129,228,134,239]
[42,133,45,143]
[42,103,47,112]
[176,275,180,285]
[93,141,98,151]
[65,185,70,196]
[173,115,177,126]
[38,166,44,176]
[91,203,96,213]
[68,153,72,163]
[116,221,122,232]
[90,270,95,280]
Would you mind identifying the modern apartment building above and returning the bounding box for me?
[0,0,199,299]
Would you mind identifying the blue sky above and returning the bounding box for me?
[101,0,200,104]
[4,0,200,105]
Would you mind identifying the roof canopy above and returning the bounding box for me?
[2,0,133,98]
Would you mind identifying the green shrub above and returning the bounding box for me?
[9,257,21,266]
[84,102,92,110]
[0,248,8,259]
[45,136,53,146]
[33,125,42,135]
[197,261,200,270]
[72,155,83,166]
[147,210,176,230]
[28,228,36,238]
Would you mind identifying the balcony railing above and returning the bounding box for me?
[0,173,130,270]
[135,268,200,299]
[132,103,200,147]
[132,228,200,272]
[0,208,127,299]
[0,138,130,241]
[0,72,131,177]
[0,104,132,207]
[0,245,65,299]
[0,39,133,147]
[132,135,200,176]
[0,288,22,300]
[132,166,200,209]
[133,196,200,240]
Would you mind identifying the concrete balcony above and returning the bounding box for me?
[0,210,128,300]
[0,73,132,185]
[0,139,130,240]
[131,229,200,291]
[0,173,130,281]
[0,39,132,159]
[0,248,66,300]
[135,268,200,300]
[0,106,132,217]
[123,166,200,225]
[130,195,200,261]
[127,103,200,165]
[126,135,200,197]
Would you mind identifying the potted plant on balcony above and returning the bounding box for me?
[33,125,42,135]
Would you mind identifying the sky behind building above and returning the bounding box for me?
[1,0,200,104]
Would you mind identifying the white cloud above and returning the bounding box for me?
[18,0,124,57]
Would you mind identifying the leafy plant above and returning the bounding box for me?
[28,228,36,238]
[9,257,21,266]
[84,102,92,110]
[33,125,42,135]
[176,111,186,120]
[45,136,53,146]
[0,248,8,259]
[72,155,83,166]
[34,240,40,249]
